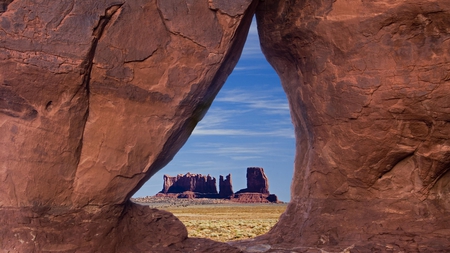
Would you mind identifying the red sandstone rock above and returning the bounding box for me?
[236,167,270,194]
[177,191,197,199]
[232,193,278,203]
[234,167,279,203]
[0,0,257,251]
[2,0,450,251]
[250,0,450,251]
[161,173,218,195]
[0,202,188,252]
[219,174,234,198]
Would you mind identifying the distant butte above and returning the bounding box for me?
[234,167,279,203]
[157,167,280,203]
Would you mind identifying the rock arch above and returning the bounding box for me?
[1,0,450,252]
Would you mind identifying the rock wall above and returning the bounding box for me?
[251,0,450,251]
[0,0,257,251]
[161,173,218,194]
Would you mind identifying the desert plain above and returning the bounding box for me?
[133,197,287,242]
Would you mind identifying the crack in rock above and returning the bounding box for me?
[0,0,13,14]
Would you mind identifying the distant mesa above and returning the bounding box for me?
[156,167,280,203]
[160,172,218,198]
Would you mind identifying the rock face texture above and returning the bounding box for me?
[161,173,218,195]
[2,0,450,252]
[0,0,256,251]
[219,174,234,198]
[248,0,450,252]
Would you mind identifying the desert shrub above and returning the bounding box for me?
[163,203,287,242]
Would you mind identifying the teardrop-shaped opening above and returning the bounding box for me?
[133,16,294,242]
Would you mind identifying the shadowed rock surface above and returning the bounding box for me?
[219,174,234,198]
[1,0,450,252]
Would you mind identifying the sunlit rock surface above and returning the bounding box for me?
[0,0,256,251]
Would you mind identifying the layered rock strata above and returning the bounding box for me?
[0,0,257,251]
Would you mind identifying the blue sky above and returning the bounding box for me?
[134,18,295,202]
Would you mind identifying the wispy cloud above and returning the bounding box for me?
[190,146,269,155]
[192,88,294,138]
[248,18,258,36]
[233,65,267,72]
[192,127,294,138]
[231,156,262,161]
[240,18,265,59]
[185,144,269,162]
[240,42,263,58]
[215,88,290,115]
[192,128,250,136]
[195,107,249,128]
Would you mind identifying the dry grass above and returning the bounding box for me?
[163,204,287,242]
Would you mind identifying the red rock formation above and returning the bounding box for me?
[3,0,450,251]
[158,170,279,202]
[236,167,270,194]
[219,174,234,198]
[161,173,218,195]
[177,191,197,199]
[234,167,279,203]
[232,193,279,203]
[0,0,257,251]
[247,0,450,252]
